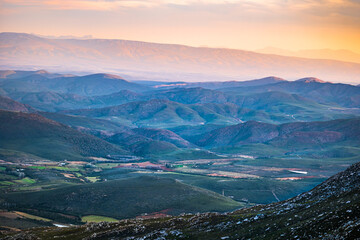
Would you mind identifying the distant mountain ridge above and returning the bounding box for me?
[151,76,286,90]
[7,90,142,111]
[1,32,360,82]
[0,69,73,79]
[221,78,360,108]
[1,70,359,125]
[257,46,360,64]
[0,71,149,96]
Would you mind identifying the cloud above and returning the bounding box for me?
[1,0,359,14]
[1,0,359,27]
[1,0,159,10]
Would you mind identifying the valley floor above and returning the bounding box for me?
[2,161,360,240]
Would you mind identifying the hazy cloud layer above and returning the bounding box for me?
[2,0,360,13]
[2,0,359,27]
[0,0,359,53]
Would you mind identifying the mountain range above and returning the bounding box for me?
[221,78,360,108]
[1,70,359,112]
[0,69,359,161]
[1,32,360,83]
[0,71,148,96]
[0,68,359,237]
[257,47,360,64]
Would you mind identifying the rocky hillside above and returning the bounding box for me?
[3,161,359,239]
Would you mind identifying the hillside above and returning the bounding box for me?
[63,99,243,128]
[105,131,180,156]
[222,78,360,108]
[8,90,143,111]
[1,176,242,221]
[0,110,127,161]
[132,128,192,148]
[0,96,36,113]
[1,33,360,82]
[143,88,358,122]
[0,72,149,97]
[8,91,93,112]
[195,121,278,147]
[194,118,360,148]
[62,95,360,128]
[38,112,130,132]
[35,112,191,155]
[64,99,298,127]
[52,73,149,95]
[146,87,229,104]
[4,161,359,239]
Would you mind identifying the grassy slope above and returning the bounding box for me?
[0,96,36,113]
[81,215,118,223]
[100,169,322,204]
[38,112,129,132]
[192,118,360,154]
[2,176,242,220]
[0,110,127,161]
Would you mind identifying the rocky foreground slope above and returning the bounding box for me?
[2,162,360,239]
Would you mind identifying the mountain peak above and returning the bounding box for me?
[296,77,326,83]
[83,73,126,80]
[34,70,50,75]
[261,76,286,81]
[0,32,43,41]
[0,70,16,78]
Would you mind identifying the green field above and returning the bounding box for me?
[82,215,118,223]
[14,177,36,184]
[14,211,52,222]
[2,176,243,221]
[85,176,100,183]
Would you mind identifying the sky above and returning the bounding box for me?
[0,0,360,53]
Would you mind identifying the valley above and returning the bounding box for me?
[0,69,359,234]
[3,159,360,239]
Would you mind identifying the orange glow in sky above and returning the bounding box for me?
[0,0,359,54]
